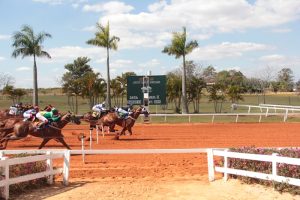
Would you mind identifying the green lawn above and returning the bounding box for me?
[1,93,300,124]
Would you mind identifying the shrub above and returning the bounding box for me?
[0,153,51,196]
[221,147,300,195]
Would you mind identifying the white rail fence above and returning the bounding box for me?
[0,150,70,200]
[2,148,300,199]
[207,149,300,186]
[149,112,296,123]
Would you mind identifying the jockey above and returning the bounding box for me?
[121,103,133,112]
[36,107,61,129]
[23,106,39,121]
[92,102,106,114]
[9,102,23,115]
[115,106,131,119]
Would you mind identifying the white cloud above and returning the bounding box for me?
[0,35,10,40]
[138,59,160,68]
[0,56,5,61]
[83,1,134,14]
[16,67,31,71]
[81,25,96,32]
[271,28,292,33]
[40,46,106,63]
[111,59,133,69]
[189,42,273,61]
[259,54,300,67]
[93,0,300,49]
[32,0,64,5]
[32,0,87,6]
[148,0,167,12]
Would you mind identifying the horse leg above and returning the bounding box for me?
[128,127,133,135]
[0,135,22,150]
[56,137,71,150]
[101,125,104,138]
[38,138,51,149]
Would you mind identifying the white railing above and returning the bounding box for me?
[149,112,294,123]
[0,150,70,200]
[259,104,300,110]
[207,149,300,186]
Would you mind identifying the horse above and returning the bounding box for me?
[97,106,149,140]
[0,111,81,150]
[82,110,116,131]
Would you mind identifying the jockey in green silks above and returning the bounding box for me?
[36,107,61,129]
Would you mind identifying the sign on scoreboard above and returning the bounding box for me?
[127,75,166,105]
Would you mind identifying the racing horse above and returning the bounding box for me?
[0,111,81,149]
[97,106,149,140]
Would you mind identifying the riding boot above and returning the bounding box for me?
[37,122,46,130]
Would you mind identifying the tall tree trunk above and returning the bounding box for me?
[181,54,189,114]
[33,54,38,106]
[75,94,78,114]
[106,47,111,109]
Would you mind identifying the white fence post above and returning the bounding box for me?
[46,151,53,185]
[96,125,99,144]
[272,153,278,182]
[248,106,251,113]
[211,115,215,123]
[4,157,9,200]
[189,115,191,123]
[284,109,288,122]
[235,114,239,123]
[89,128,92,150]
[207,149,215,181]
[223,149,229,181]
[81,136,85,164]
[259,114,262,123]
[265,108,269,117]
[63,150,70,186]
[164,114,167,122]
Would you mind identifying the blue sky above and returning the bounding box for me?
[0,0,300,88]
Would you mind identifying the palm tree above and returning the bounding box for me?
[11,25,51,106]
[86,22,120,109]
[162,27,198,114]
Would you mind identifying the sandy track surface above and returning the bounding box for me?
[6,123,300,199]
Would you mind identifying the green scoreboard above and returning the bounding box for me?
[127,75,166,105]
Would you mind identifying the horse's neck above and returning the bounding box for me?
[132,111,141,119]
[57,117,69,128]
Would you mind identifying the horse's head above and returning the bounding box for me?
[62,111,81,125]
[136,106,150,117]
[82,112,93,122]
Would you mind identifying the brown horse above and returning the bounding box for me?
[0,112,81,149]
[97,106,149,140]
[82,110,116,131]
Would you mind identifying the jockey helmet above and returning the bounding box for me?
[34,106,39,112]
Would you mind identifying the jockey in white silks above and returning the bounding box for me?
[115,106,132,119]
[92,102,106,114]
[23,106,39,121]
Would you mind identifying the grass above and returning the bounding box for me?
[1,93,300,123]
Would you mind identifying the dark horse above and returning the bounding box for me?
[97,106,149,140]
[0,112,81,149]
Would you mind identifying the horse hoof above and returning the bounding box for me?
[114,136,119,140]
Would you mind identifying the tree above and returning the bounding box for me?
[61,57,93,114]
[81,71,106,109]
[0,73,15,90]
[166,70,182,113]
[11,25,51,106]
[202,65,217,84]
[86,22,120,109]
[2,85,27,104]
[114,72,136,106]
[277,68,294,92]
[162,27,198,114]
[207,84,226,113]
[257,66,276,103]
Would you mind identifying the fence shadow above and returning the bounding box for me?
[9,181,91,200]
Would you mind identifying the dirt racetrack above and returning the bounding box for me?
[6,122,300,200]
